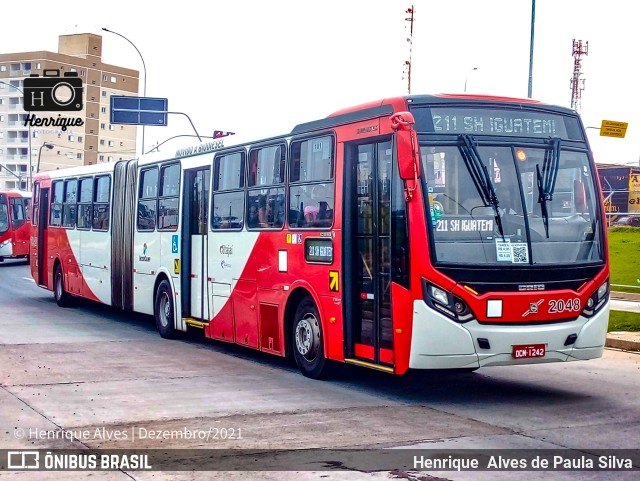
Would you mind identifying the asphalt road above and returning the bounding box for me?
[1,259,639,480]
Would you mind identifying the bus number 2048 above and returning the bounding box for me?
[548,298,581,313]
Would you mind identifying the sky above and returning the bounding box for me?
[2,0,639,166]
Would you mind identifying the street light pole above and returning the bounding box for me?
[0,81,32,191]
[36,143,54,175]
[102,28,147,157]
[464,67,478,93]
[528,0,536,98]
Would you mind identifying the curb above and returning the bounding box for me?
[611,291,640,302]
[605,337,640,352]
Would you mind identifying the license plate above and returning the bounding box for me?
[512,344,546,359]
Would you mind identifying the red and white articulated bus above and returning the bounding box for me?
[30,94,610,378]
[0,190,31,262]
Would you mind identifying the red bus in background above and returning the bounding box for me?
[30,94,610,378]
[0,190,31,262]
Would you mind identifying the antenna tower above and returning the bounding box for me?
[403,6,414,94]
[570,39,588,111]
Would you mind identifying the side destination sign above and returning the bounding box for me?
[175,139,225,158]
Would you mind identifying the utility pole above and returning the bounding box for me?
[570,39,588,111]
[403,6,414,94]
[528,0,535,98]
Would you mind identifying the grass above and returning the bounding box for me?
[607,228,640,294]
[608,310,640,332]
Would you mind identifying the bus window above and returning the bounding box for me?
[9,198,25,228]
[212,151,245,230]
[247,145,285,230]
[62,178,78,228]
[0,202,8,234]
[93,175,111,231]
[50,181,63,227]
[138,168,158,231]
[158,163,180,231]
[289,136,335,229]
[77,177,93,230]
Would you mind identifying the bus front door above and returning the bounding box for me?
[37,187,49,287]
[181,167,210,321]
[346,140,394,368]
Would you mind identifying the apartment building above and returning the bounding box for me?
[0,33,139,190]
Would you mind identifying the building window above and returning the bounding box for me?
[101,107,106,113]
[110,76,116,83]
[0,66,6,72]
[77,153,82,159]
[109,125,114,131]
[68,135,74,142]
[100,123,105,130]
[103,75,108,81]
[100,140,105,145]
[102,91,107,97]
[108,140,114,147]
[35,63,41,70]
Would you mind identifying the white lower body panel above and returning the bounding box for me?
[409,300,609,370]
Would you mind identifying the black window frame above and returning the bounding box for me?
[62,178,78,229]
[246,143,287,230]
[288,134,336,230]
[211,150,246,231]
[50,180,64,227]
[157,162,181,231]
[92,175,111,232]
[77,176,94,231]
[137,166,159,232]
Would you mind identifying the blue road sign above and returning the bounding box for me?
[110,96,168,126]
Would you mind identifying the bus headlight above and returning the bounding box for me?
[582,279,608,318]
[422,279,474,323]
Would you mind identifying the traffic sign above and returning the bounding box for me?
[110,96,168,126]
[600,119,628,138]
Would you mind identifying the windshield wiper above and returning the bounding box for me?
[458,134,504,239]
[537,137,561,238]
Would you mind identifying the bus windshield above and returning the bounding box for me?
[421,142,603,266]
[0,202,8,235]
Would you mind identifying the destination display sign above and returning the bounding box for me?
[304,238,334,264]
[433,216,496,240]
[413,107,579,139]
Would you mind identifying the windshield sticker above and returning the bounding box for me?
[496,238,512,262]
[511,242,529,263]
[495,239,529,263]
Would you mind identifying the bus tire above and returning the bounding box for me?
[53,264,73,307]
[154,280,176,339]
[292,296,327,379]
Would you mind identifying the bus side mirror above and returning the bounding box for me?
[391,112,420,181]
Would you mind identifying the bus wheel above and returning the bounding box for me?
[154,280,175,339]
[292,296,327,379]
[53,264,73,307]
